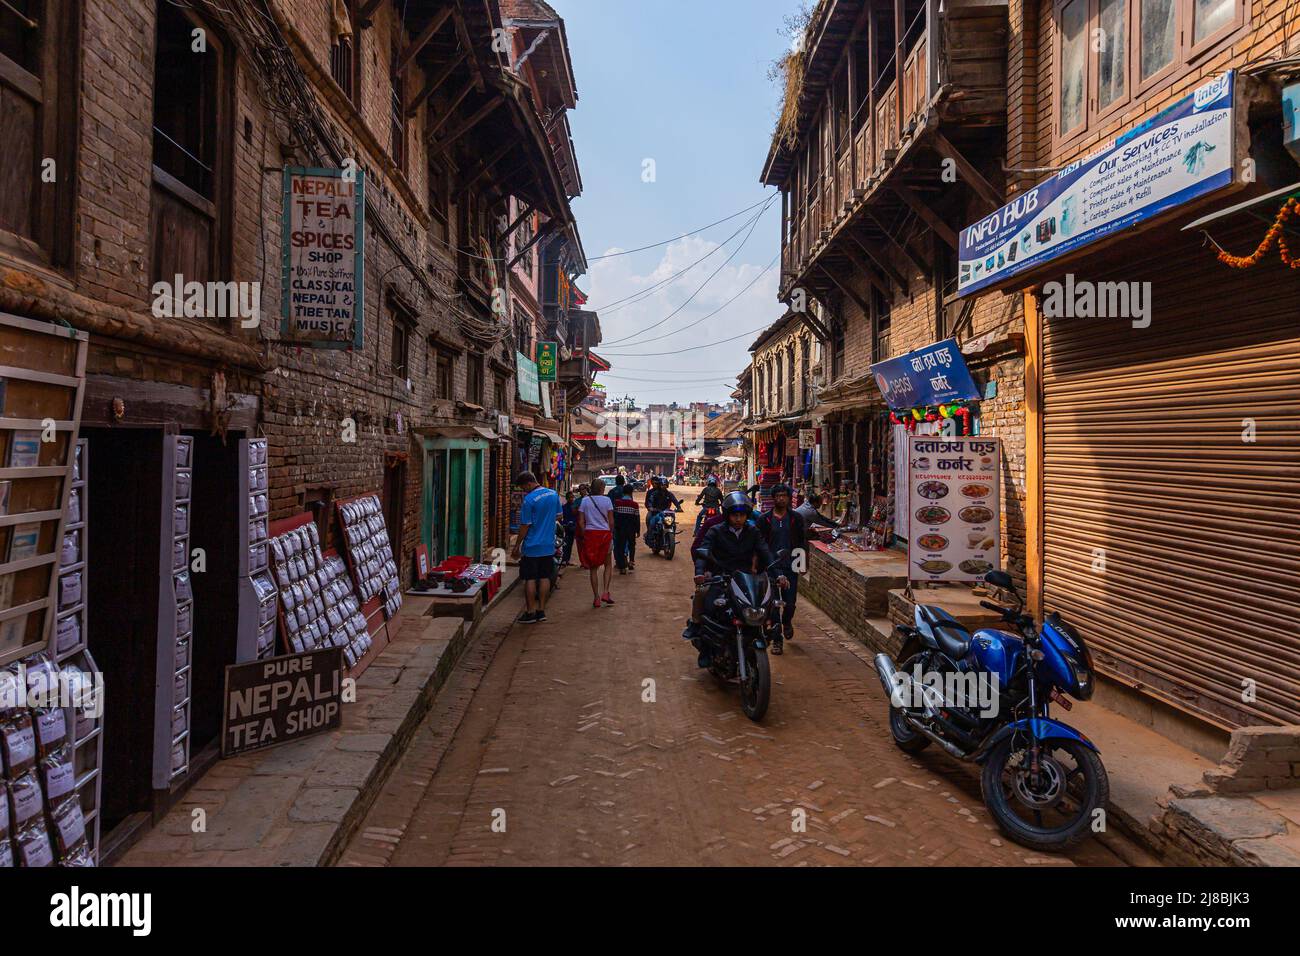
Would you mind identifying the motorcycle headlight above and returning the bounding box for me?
[741,607,766,626]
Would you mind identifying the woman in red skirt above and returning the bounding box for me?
[576,477,616,608]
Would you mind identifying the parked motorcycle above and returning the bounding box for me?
[872,570,1109,851]
[691,550,786,721]
[644,508,681,559]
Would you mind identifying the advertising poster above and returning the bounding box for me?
[908,436,1000,583]
[536,342,558,381]
[222,647,343,757]
[958,72,1234,296]
[517,352,541,405]
[870,338,981,411]
[281,167,365,348]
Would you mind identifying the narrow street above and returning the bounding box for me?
[341,491,1130,867]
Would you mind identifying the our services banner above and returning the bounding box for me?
[908,436,1000,583]
[958,72,1234,296]
[281,167,365,348]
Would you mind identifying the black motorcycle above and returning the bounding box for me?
[644,507,681,559]
[691,551,786,721]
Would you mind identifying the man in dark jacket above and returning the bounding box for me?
[754,483,806,653]
[684,491,785,668]
[610,482,641,573]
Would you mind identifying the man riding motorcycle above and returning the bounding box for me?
[644,475,683,543]
[694,476,724,532]
[684,491,788,669]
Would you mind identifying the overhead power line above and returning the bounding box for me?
[587,196,774,260]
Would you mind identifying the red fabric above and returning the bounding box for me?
[578,530,612,569]
[433,556,472,575]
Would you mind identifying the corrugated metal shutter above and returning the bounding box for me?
[1041,222,1300,729]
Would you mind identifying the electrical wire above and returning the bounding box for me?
[601,254,777,350]
[593,197,775,316]
[597,321,775,358]
[586,196,774,260]
[600,204,773,347]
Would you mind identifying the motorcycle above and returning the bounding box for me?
[644,508,681,559]
[694,504,719,535]
[872,570,1109,851]
[691,550,786,721]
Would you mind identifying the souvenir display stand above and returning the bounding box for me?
[235,437,277,662]
[267,513,383,676]
[334,494,402,618]
[152,434,196,788]
[0,313,95,865]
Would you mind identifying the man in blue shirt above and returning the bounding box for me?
[511,471,561,624]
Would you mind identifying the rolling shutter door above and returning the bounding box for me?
[1041,226,1300,729]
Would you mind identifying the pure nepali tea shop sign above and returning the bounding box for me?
[281,167,366,348]
[222,647,344,756]
[957,72,1235,296]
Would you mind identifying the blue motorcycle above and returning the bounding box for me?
[873,570,1108,851]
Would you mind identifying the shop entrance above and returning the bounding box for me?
[423,439,484,562]
[83,427,163,845]
[185,430,241,759]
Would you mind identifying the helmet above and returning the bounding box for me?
[707,476,718,486]
[722,491,751,515]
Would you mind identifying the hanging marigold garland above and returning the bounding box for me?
[1214,198,1300,270]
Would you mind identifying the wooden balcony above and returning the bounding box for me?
[770,1,1009,293]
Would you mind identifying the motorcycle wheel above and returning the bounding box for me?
[739,646,770,722]
[888,706,931,754]
[664,537,675,560]
[980,736,1109,852]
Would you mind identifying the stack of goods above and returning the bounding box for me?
[168,436,195,781]
[1,653,93,866]
[54,441,88,659]
[337,496,402,619]
[243,440,276,659]
[269,524,373,669]
[463,563,502,601]
[756,466,782,514]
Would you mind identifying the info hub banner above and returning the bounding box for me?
[958,72,1234,296]
[281,166,366,348]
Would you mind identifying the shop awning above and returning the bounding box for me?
[414,425,495,441]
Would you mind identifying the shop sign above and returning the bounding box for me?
[785,437,800,458]
[908,436,1000,583]
[871,338,980,411]
[536,341,558,381]
[221,647,343,757]
[798,428,816,449]
[516,352,541,405]
[280,167,365,348]
[958,72,1235,296]
[541,381,553,419]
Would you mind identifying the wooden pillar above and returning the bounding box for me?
[1024,290,1044,617]
[867,4,878,171]
[894,0,904,146]
[847,31,858,186]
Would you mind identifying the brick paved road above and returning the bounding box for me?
[340,490,1129,867]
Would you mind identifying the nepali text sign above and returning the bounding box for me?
[281,167,365,348]
[221,647,343,757]
[871,338,980,411]
[958,72,1234,296]
[536,342,558,381]
[516,351,541,405]
[908,436,1001,583]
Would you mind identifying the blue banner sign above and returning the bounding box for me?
[871,338,980,411]
[958,72,1234,297]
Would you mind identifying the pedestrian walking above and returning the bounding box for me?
[577,476,616,607]
[610,481,641,573]
[511,471,562,624]
[560,491,579,565]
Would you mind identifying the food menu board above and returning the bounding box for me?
[907,437,1000,583]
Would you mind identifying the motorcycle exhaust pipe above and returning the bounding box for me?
[874,654,907,707]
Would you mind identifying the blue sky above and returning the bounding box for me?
[555,0,798,406]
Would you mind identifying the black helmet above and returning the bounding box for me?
[723,490,750,515]
[707,476,718,486]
